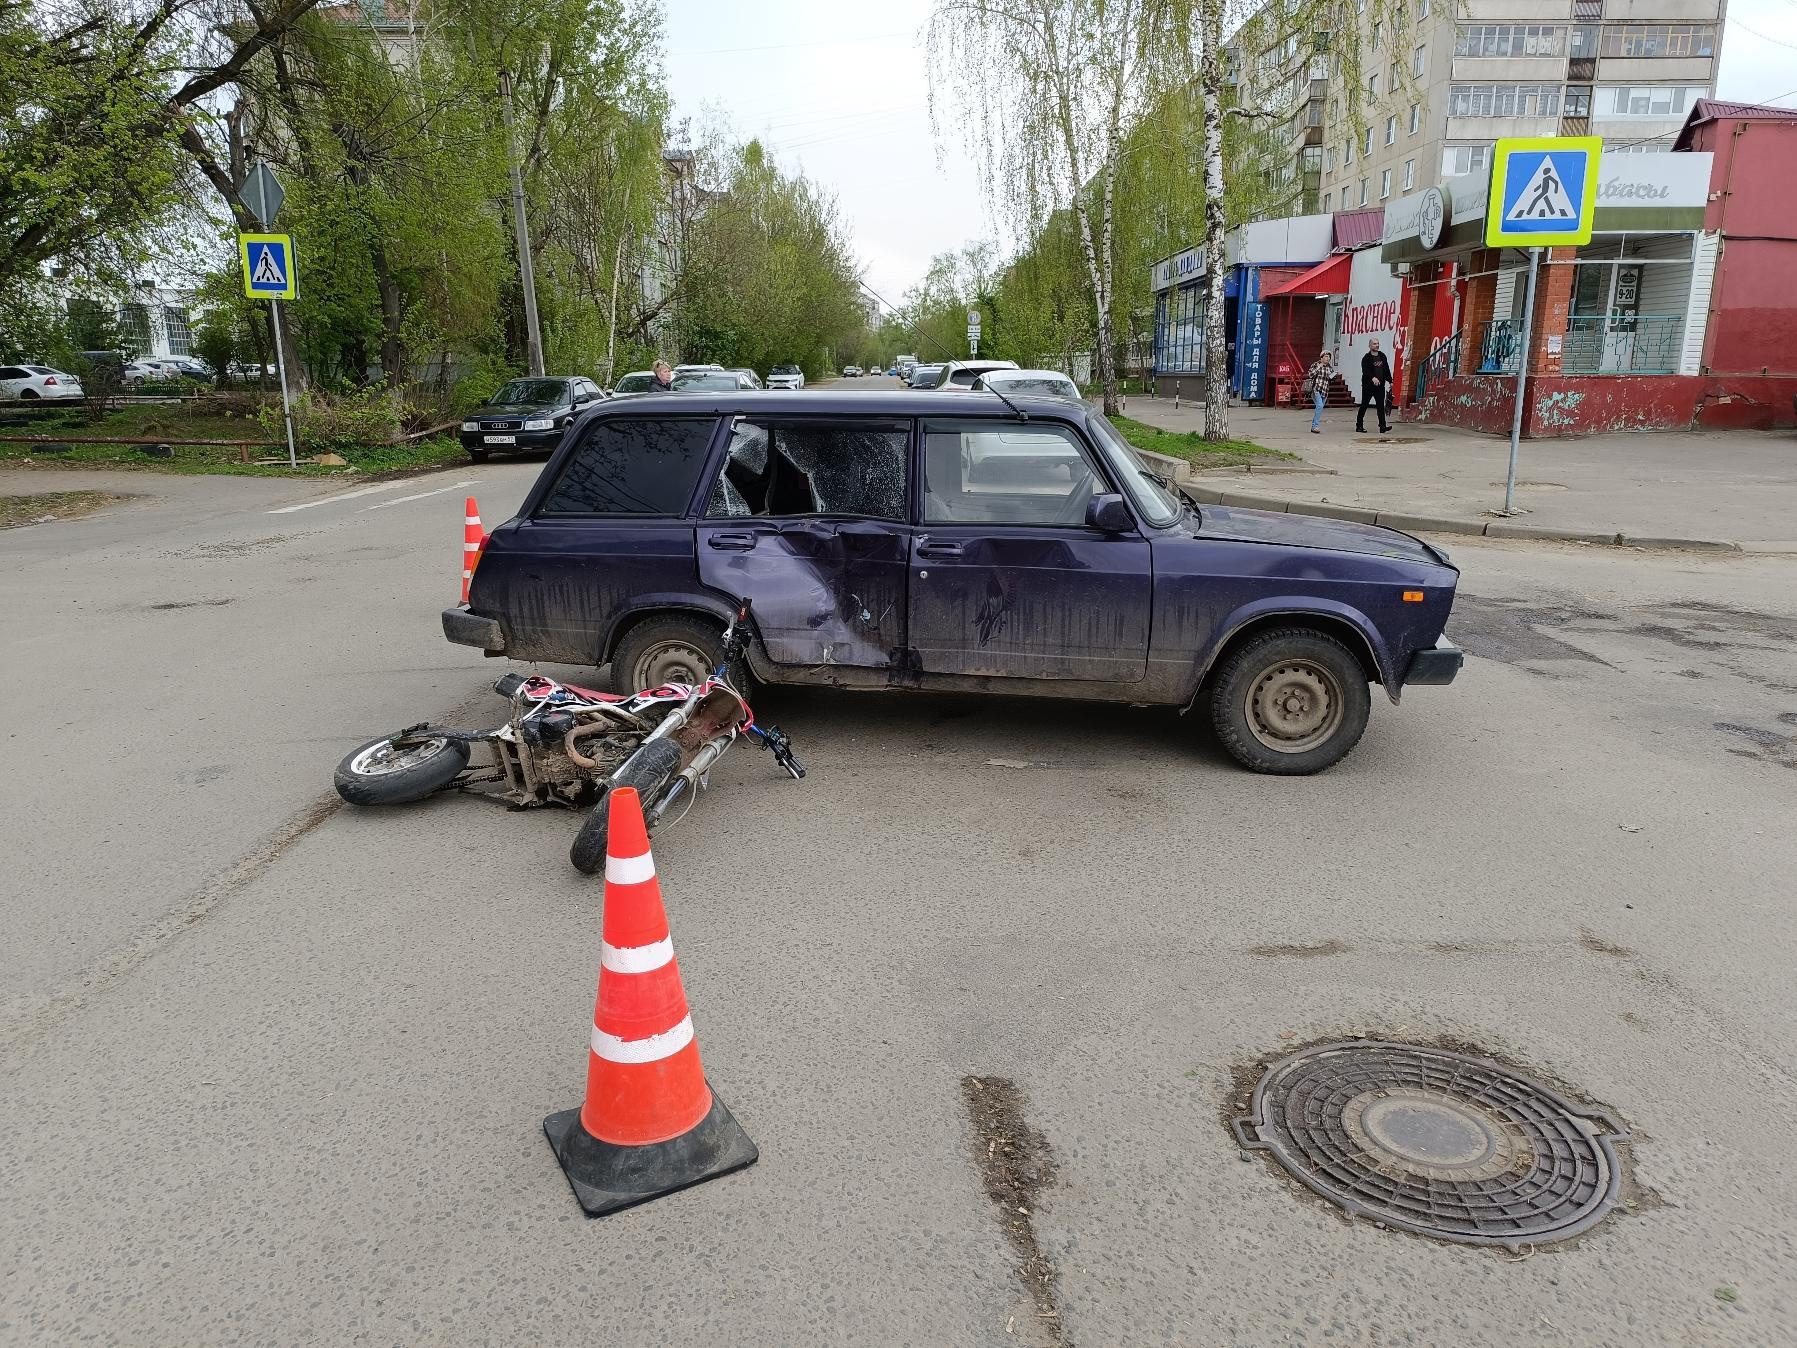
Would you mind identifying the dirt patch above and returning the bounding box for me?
[1713,721,1797,770]
[147,597,235,611]
[962,1075,1065,1345]
[0,489,134,529]
[1247,940,1349,959]
[1579,929,1635,959]
[168,534,297,558]
[1448,596,1614,667]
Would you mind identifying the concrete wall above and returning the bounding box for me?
[1414,372,1797,434]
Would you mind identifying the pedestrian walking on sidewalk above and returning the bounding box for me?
[1356,341,1392,434]
[1304,351,1335,433]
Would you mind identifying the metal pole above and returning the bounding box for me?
[498,70,545,378]
[1504,247,1541,515]
[271,298,298,468]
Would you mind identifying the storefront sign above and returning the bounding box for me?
[1151,246,1205,291]
[1419,186,1449,250]
[1240,302,1269,402]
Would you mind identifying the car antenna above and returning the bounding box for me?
[982,383,1029,423]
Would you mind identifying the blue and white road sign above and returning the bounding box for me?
[239,233,296,299]
[1485,137,1601,248]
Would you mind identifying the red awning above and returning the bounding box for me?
[1259,252,1351,298]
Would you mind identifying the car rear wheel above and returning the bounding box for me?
[1208,628,1371,775]
[612,614,728,694]
[19,388,38,399]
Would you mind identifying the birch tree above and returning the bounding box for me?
[928,0,1168,416]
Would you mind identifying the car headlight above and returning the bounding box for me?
[523,417,555,431]
[461,421,479,432]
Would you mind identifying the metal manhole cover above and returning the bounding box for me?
[1233,1041,1628,1249]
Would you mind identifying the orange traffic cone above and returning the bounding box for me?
[459,497,484,604]
[543,787,758,1216]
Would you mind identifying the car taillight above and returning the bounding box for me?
[42,376,56,385]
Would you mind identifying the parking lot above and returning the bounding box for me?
[4,459,1796,1345]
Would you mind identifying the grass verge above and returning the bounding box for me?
[1110,415,1295,470]
[0,432,466,478]
[1,490,135,528]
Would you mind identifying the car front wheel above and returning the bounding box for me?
[1208,627,1371,775]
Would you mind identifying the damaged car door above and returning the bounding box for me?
[696,417,911,670]
[909,419,1151,682]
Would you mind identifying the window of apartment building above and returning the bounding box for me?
[1569,24,1599,59]
[1359,177,1369,206]
[1454,25,1565,58]
[1322,189,1332,210]
[1441,143,1491,177]
[1403,159,1416,190]
[1413,44,1426,76]
[1372,20,1381,50]
[1564,85,1592,117]
[1447,83,1563,118]
[162,307,193,357]
[1325,145,1337,171]
[1330,96,1341,123]
[1601,24,1716,58]
[1419,0,1430,16]
[1390,61,1401,91]
[1409,102,1422,134]
[1380,168,1392,198]
[1385,114,1397,144]
[1599,85,1707,118]
[1364,126,1374,154]
[1369,72,1379,98]
[1345,137,1354,165]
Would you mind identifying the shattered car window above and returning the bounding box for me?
[539,418,717,516]
[706,420,907,521]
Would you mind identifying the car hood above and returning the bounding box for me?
[477,402,566,418]
[1194,503,1444,564]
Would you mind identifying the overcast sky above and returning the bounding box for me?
[664,0,1797,304]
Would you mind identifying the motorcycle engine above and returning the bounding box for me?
[521,709,577,749]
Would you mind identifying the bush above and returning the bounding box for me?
[260,386,404,453]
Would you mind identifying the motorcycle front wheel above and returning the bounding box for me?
[334,734,470,806]
[569,737,684,875]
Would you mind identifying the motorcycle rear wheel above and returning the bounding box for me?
[334,734,470,805]
[569,737,684,875]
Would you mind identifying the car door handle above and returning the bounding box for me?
[916,540,963,559]
[707,532,757,551]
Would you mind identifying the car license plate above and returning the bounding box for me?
[484,435,516,444]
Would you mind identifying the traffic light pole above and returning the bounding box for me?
[1503,246,1541,515]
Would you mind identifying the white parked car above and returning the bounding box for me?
[0,364,84,400]
[972,368,1083,401]
[121,360,179,385]
[766,363,805,390]
[931,359,1020,390]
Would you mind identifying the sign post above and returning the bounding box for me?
[237,162,300,468]
[966,308,981,358]
[1485,136,1601,513]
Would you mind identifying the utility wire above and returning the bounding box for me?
[854,276,960,361]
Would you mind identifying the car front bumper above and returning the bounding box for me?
[1403,636,1463,685]
[443,607,506,653]
[459,428,564,453]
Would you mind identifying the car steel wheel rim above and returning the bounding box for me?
[350,736,450,776]
[1246,660,1343,753]
[637,640,708,689]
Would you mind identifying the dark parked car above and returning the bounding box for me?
[445,391,1461,773]
[460,377,606,460]
[907,363,945,389]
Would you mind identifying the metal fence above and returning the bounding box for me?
[1477,320,1520,374]
[1559,315,1684,375]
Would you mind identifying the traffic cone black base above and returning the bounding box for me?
[543,1087,758,1218]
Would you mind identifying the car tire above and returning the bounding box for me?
[611,614,728,694]
[334,734,471,805]
[20,388,39,399]
[569,737,685,875]
[466,448,488,462]
[1208,627,1371,775]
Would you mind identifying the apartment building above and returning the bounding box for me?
[1315,0,1724,213]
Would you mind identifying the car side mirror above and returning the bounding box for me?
[573,391,592,405]
[1086,493,1134,534]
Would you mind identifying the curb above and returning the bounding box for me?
[1181,486,1743,552]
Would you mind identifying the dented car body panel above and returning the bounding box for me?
[455,391,1460,709]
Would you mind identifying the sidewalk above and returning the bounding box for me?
[1126,396,1797,552]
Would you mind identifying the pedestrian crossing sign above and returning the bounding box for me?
[239,233,296,299]
[1486,137,1601,247]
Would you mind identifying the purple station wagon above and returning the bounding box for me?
[446,390,1461,773]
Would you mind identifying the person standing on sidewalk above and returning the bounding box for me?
[1304,351,1335,434]
[1356,341,1392,434]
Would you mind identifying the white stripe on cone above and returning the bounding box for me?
[600,936,674,974]
[591,1014,694,1065]
[605,851,656,886]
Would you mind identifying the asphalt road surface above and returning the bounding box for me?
[3,459,1794,1346]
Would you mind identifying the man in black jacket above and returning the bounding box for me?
[1356,340,1392,434]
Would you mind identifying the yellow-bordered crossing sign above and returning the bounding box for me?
[1485,138,1601,248]
[240,233,296,299]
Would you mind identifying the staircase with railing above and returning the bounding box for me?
[1413,334,1462,401]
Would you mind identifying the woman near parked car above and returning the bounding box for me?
[1304,351,1335,434]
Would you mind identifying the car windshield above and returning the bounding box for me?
[491,379,568,405]
[770,365,799,375]
[613,373,653,393]
[673,373,742,391]
[1085,412,1182,528]
[988,376,1079,399]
